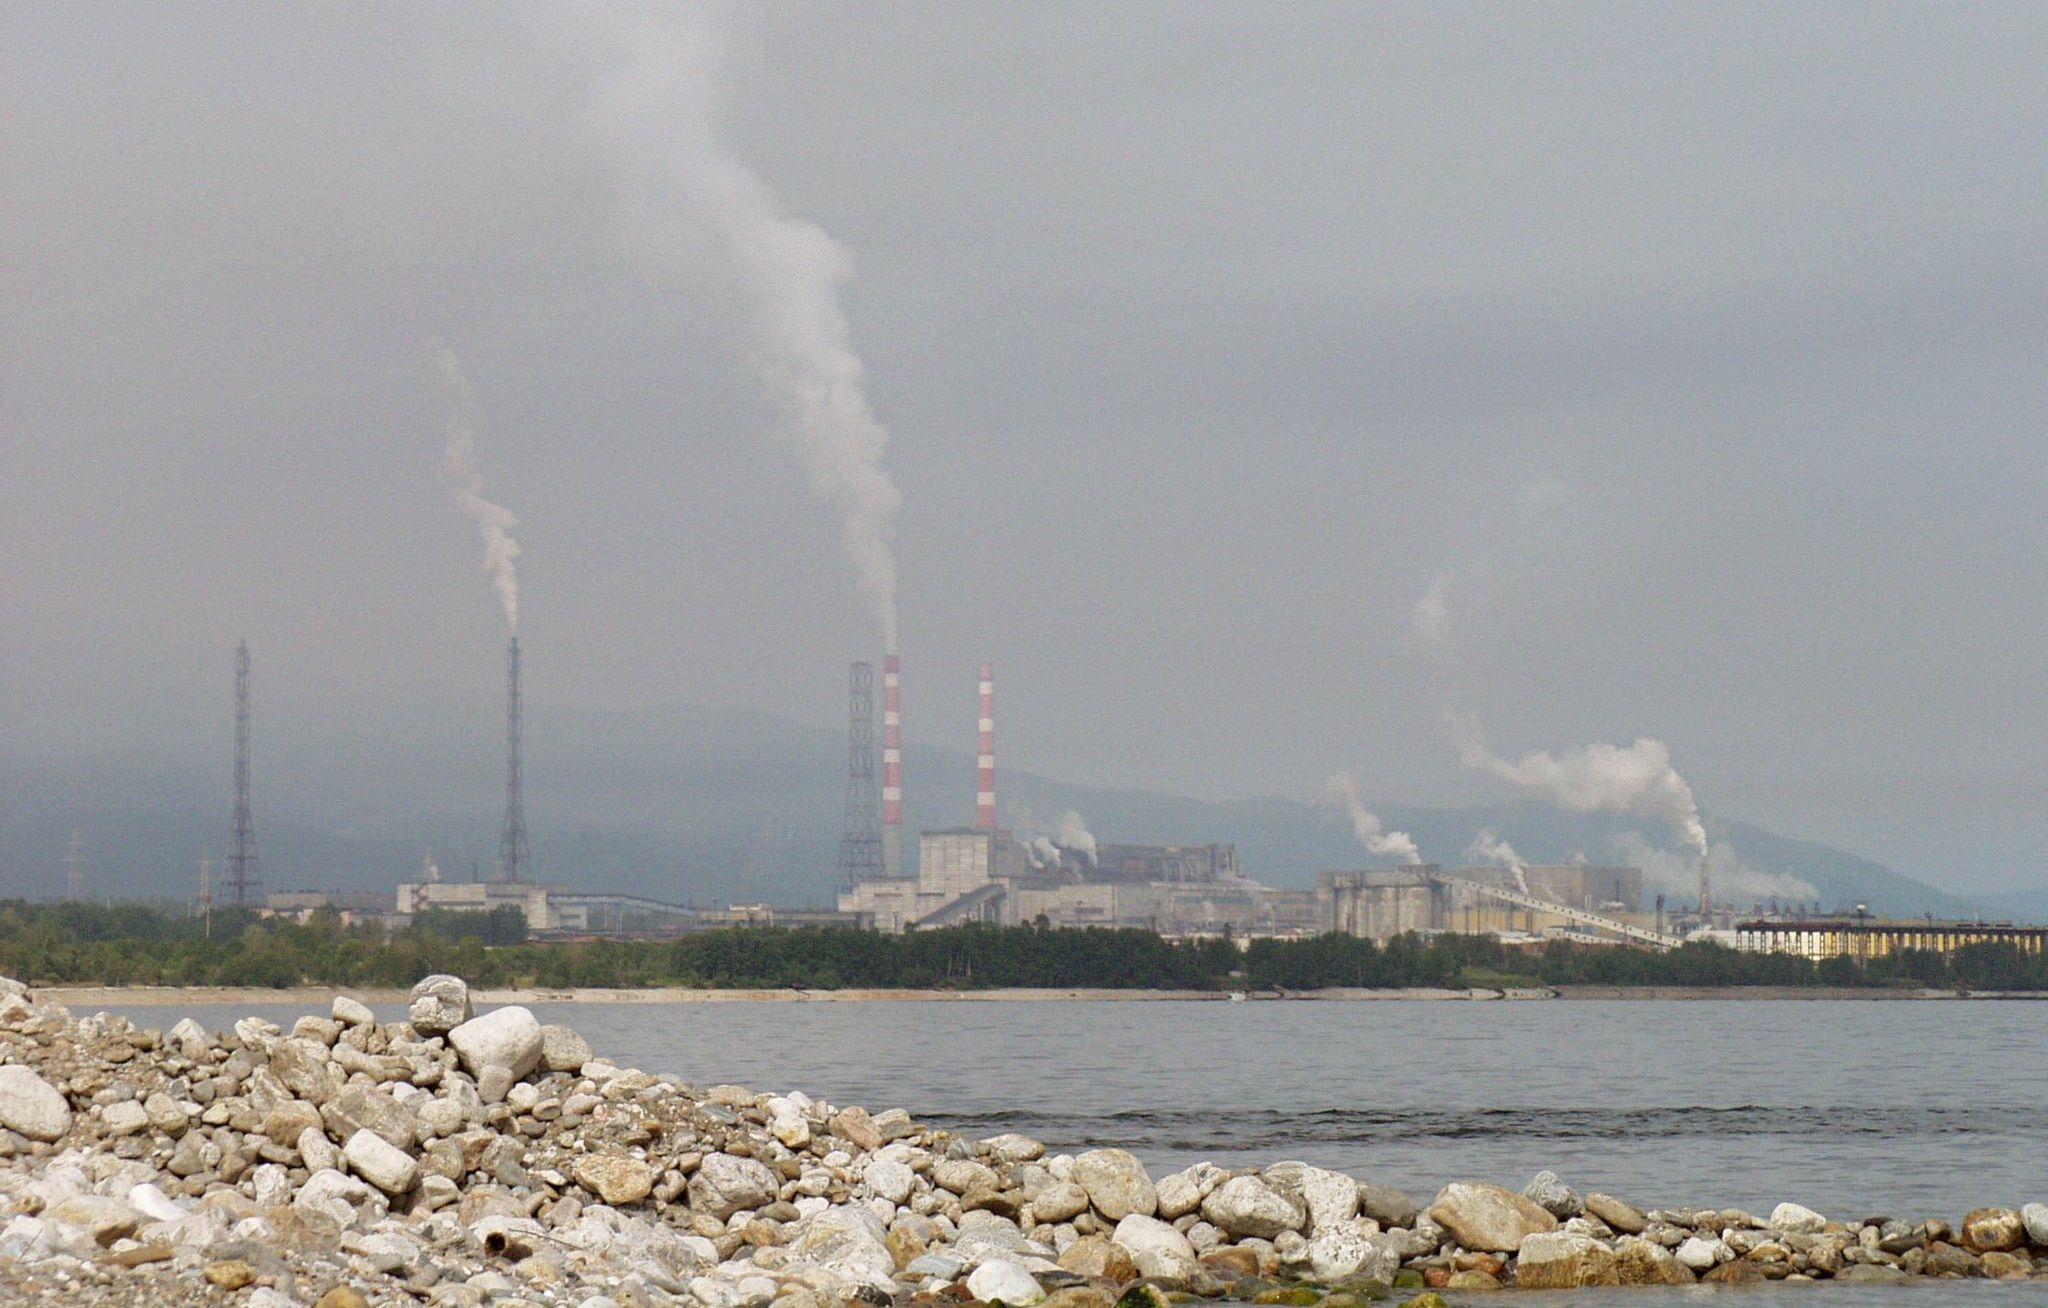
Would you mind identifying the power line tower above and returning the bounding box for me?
[838,661,882,891]
[499,635,530,883]
[225,640,261,906]
[63,829,83,902]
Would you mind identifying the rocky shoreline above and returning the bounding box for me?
[0,974,2044,1307]
[54,983,2048,1008]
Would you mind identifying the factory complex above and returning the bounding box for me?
[219,646,2042,963]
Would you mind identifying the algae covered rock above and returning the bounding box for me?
[1513,1230,1619,1288]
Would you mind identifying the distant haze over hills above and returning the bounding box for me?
[0,695,2001,922]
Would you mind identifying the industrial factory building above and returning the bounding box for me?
[1322,863,1651,943]
[836,829,1277,934]
[833,659,1300,935]
[1733,916,2048,962]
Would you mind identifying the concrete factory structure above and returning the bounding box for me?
[837,828,1277,934]
[1322,863,1651,944]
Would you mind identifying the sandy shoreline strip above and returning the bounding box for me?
[45,982,2047,1006]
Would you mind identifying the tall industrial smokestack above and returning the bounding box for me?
[1697,854,1711,924]
[976,662,995,831]
[882,654,903,880]
[499,635,530,884]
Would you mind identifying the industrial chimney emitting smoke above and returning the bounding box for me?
[976,662,995,831]
[882,654,903,880]
[499,635,530,884]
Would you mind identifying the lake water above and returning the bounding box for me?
[107,995,2048,1302]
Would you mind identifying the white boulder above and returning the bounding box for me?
[0,1066,70,1142]
[1110,1213,1200,1280]
[447,1005,543,1080]
[343,1129,419,1195]
[964,1258,1045,1306]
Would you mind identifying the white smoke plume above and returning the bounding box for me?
[1321,773,1421,864]
[1055,811,1098,866]
[1613,834,1817,907]
[1465,829,1530,896]
[1414,575,1451,647]
[435,345,522,633]
[591,13,901,651]
[1028,836,1062,871]
[1454,717,1709,856]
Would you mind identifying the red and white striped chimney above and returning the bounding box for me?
[882,654,904,879]
[976,661,996,830]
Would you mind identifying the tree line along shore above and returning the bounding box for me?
[2,901,2045,994]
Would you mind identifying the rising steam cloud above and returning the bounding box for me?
[1465,829,1530,896]
[592,14,901,650]
[435,346,522,633]
[1322,773,1421,864]
[1055,812,1098,866]
[1612,833,1817,906]
[1454,716,1709,856]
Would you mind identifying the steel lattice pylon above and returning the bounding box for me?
[225,640,261,906]
[839,661,883,890]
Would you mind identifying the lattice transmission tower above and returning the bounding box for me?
[839,661,883,890]
[225,640,261,906]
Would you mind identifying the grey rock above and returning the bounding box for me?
[1523,1170,1584,1219]
[1070,1148,1156,1220]
[407,975,473,1037]
[538,1024,593,1073]
[1358,1182,1416,1228]
[0,1065,70,1142]
[1426,1181,1558,1254]
[687,1152,779,1220]
[343,1128,419,1195]
[1155,1162,1226,1220]
[1201,1175,1307,1240]
[1109,1213,1199,1280]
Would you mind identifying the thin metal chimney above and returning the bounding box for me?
[882,654,903,879]
[976,662,995,830]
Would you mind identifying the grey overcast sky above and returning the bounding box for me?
[4,3,2045,892]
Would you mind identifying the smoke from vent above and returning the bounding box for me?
[435,346,522,632]
[1453,716,1709,857]
[1055,811,1098,866]
[1612,834,1817,905]
[592,13,900,650]
[1028,836,1061,870]
[1321,773,1420,864]
[1465,829,1530,896]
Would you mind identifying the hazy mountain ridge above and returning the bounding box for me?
[0,697,2003,920]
